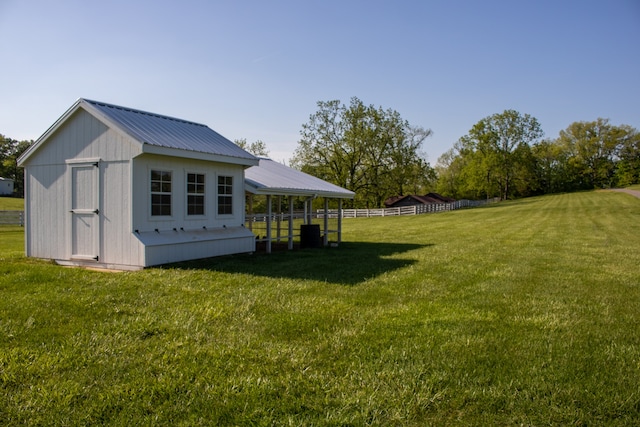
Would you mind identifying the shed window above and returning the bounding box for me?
[187,173,205,215]
[151,170,172,216]
[217,176,233,215]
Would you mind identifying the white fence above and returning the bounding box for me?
[320,198,499,219]
[0,210,24,226]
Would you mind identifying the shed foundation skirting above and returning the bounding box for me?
[55,259,144,271]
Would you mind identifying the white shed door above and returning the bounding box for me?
[70,164,99,261]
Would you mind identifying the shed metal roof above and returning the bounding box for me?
[245,158,355,199]
[19,98,258,167]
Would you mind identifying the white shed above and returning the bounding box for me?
[17,98,259,270]
[0,177,14,196]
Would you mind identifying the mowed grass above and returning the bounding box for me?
[0,197,24,210]
[1,192,640,426]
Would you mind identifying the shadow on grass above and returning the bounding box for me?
[163,241,431,285]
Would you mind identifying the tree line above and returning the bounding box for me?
[292,99,640,205]
[436,114,640,200]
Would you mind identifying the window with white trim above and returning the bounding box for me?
[217,175,233,215]
[187,173,205,215]
[151,170,172,216]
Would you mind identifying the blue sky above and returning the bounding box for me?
[1,0,639,164]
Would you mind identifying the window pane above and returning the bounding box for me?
[187,196,204,215]
[187,173,205,215]
[151,170,172,216]
[188,195,204,215]
[217,175,233,215]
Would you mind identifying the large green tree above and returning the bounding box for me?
[291,97,434,207]
[555,119,640,189]
[449,110,543,200]
[558,119,617,189]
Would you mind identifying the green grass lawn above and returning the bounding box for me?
[1,192,640,426]
[0,197,24,210]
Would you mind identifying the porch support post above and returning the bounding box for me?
[305,198,312,224]
[338,198,343,244]
[323,198,329,246]
[276,195,282,243]
[266,194,272,254]
[247,193,254,231]
[288,196,294,250]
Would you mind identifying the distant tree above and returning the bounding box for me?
[614,126,640,186]
[531,139,572,194]
[437,117,640,198]
[234,138,270,157]
[291,97,434,208]
[435,147,464,198]
[0,134,31,197]
[387,125,435,196]
[456,110,543,200]
[557,119,636,189]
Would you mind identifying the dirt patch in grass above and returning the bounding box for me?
[609,188,640,199]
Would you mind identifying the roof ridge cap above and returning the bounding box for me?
[80,98,208,128]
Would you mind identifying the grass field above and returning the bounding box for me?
[1,191,639,425]
[0,197,24,210]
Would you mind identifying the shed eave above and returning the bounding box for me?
[140,144,259,166]
[245,183,354,199]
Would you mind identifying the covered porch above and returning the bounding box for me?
[244,158,355,253]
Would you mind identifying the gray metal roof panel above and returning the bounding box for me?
[82,99,256,162]
[245,158,355,198]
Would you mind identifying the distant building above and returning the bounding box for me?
[384,192,455,208]
[0,177,14,196]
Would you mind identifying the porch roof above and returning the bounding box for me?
[244,158,354,199]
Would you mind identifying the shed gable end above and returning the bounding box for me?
[20,108,140,167]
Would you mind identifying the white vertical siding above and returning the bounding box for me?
[24,164,67,259]
[100,159,144,267]
[132,154,247,234]
[22,109,142,266]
